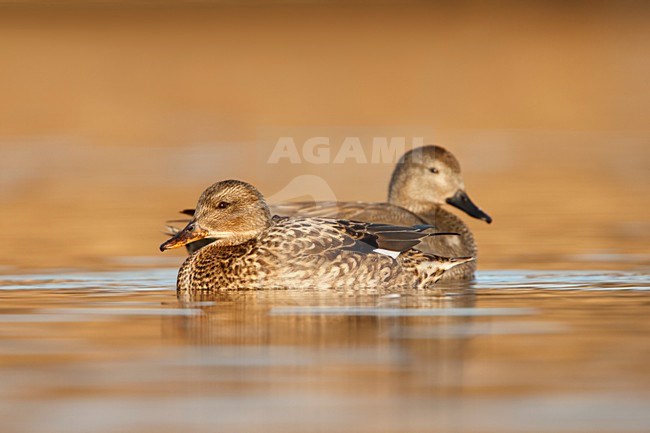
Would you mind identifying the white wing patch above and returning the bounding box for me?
[373,248,401,259]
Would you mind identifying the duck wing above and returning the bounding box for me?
[270,201,426,226]
[334,220,436,253]
[269,217,443,259]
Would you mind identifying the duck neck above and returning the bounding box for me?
[209,231,261,248]
[388,176,439,215]
[397,197,439,216]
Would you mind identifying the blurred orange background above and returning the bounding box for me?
[1,1,648,270]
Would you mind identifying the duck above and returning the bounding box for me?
[274,145,492,280]
[160,180,473,291]
[174,146,491,281]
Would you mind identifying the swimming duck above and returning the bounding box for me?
[276,146,491,280]
[176,146,491,281]
[160,180,473,291]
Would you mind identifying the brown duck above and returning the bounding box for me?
[160,180,473,291]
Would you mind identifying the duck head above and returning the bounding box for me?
[388,145,492,223]
[160,180,272,251]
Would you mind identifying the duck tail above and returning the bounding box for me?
[441,255,475,270]
[163,225,180,236]
[420,254,475,272]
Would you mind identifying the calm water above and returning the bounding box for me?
[0,268,648,433]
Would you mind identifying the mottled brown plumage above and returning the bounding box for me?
[161,180,473,292]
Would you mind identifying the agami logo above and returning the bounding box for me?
[267,136,425,164]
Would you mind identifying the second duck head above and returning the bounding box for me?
[388,145,492,223]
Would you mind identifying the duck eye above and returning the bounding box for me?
[429,167,439,174]
[186,223,195,231]
[217,201,230,209]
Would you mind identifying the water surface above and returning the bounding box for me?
[0,269,648,433]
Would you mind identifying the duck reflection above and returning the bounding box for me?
[163,284,477,396]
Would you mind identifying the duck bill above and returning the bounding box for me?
[160,222,209,251]
[446,190,493,224]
